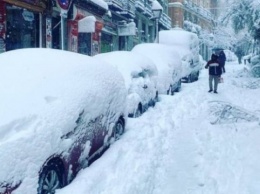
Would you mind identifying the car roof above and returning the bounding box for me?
[132,43,182,70]
[94,51,158,88]
[0,48,126,132]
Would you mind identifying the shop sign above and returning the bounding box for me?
[73,5,103,23]
[92,32,100,41]
[95,21,103,31]
[22,10,34,22]
[0,3,6,52]
[46,17,52,48]
[68,20,78,52]
[57,0,70,10]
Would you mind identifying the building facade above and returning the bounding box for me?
[0,0,51,53]
[168,0,218,59]
[0,0,171,54]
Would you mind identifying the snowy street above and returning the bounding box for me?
[57,61,260,194]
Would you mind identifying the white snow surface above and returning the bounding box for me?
[159,29,201,77]
[90,0,108,10]
[0,48,127,194]
[152,0,163,11]
[132,43,182,94]
[94,51,158,88]
[58,61,260,194]
[78,16,96,33]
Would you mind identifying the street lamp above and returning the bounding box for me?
[152,0,163,43]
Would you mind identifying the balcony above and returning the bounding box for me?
[104,0,124,11]
[159,12,171,29]
[119,0,136,18]
[183,0,213,21]
[143,2,152,17]
[135,0,145,11]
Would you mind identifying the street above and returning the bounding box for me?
[57,61,260,194]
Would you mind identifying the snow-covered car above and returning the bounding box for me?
[249,54,260,77]
[0,48,127,194]
[132,43,182,95]
[159,28,201,83]
[94,51,158,118]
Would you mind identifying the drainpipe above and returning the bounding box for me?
[39,13,42,48]
[60,9,68,50]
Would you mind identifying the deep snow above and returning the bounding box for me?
[57,61,260,194]
[0,48,127,194]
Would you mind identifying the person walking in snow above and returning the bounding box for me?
[205,54,222,94]
[218,50,226,73]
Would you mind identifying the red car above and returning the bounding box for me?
[0,48,127,194]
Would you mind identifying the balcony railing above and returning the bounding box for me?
[143,2,152,17]
[104,0,124,11]
[159,13,171,29]
[135,0,145,11]
[120,0,136,18]
[183,0,213,21]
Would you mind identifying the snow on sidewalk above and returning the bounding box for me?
[57,62,260,194]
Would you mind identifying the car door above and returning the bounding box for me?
[61,110,105,173]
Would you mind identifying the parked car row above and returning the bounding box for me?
[0,29,202,194]
[159,28,202,83]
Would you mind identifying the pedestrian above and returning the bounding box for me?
[218,50,226,73]
[205,54,222,94]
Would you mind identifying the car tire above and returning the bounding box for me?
[175,80,182,92]
[113,119,124,140]
[134,104,142,118]
[187,74,192,83]
[167,85,174,95]
[195,71,199,81]
[38,162,64,194]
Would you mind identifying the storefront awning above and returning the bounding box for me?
[3,0,46,12]
[78,16,96,33]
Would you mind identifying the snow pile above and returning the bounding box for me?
[208,101,259,125]
[90,0,108,10]
[224,49,237,62]
[57,60,260,194]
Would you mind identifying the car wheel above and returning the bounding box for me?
[148,99,156,107]
[187,74,192,83]
[38,162,64,194]
[167,85,174,95]
[196,71,200,80]
[155,91,159,102]
[175,80,182,92]
[114,119,124,140]
[134,105,142,118]
[194,71,199,81]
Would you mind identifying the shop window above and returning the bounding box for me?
[101,32,112,53]
[78,33,91,56]
[6,5,39,51]
[52,17,61,49]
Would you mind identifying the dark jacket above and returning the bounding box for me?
[218,51,226,66]
[205,54,222,76]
